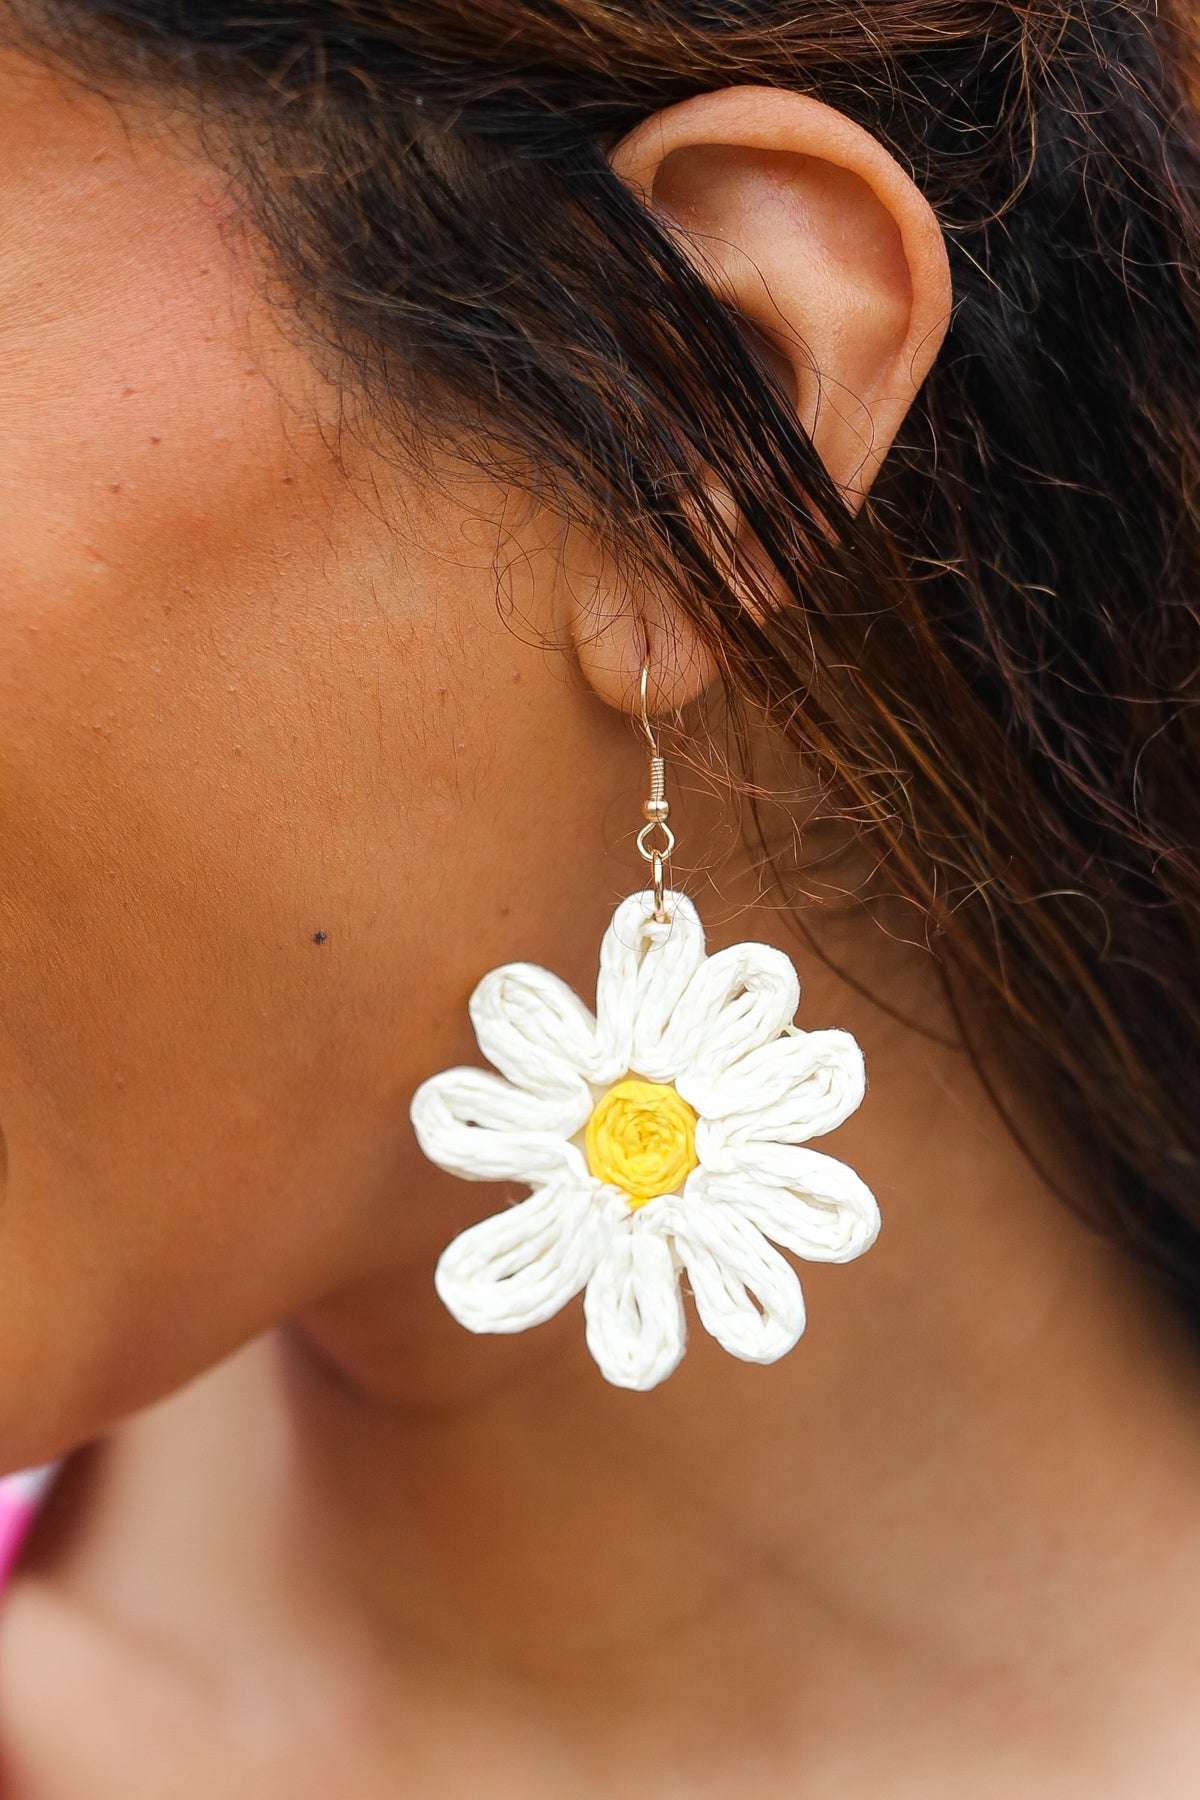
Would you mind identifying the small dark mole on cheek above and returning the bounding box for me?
[312,930,328,945]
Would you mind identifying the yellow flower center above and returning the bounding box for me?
[585,1078,699,1210]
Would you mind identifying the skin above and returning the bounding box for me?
[0,42,1200,1800]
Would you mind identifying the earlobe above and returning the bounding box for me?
[559,519,721,722]
[611,86,953,503]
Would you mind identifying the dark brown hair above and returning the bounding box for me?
[21,0,1200,1304]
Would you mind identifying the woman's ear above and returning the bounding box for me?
[614,86,952,502]
[570,85,952,717]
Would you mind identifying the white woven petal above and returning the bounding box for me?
[411,1066,589,1184]
[583,1209,687,1390]
[663,940,801,1090]
[687,1027,866,1140]
[668,1199,806,1364]
[469,962,609,1096]
[691,1140,880,1263]
[595,891,706,1081]
[434,1175,607,1334]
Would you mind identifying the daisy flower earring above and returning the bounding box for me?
[410,669,880,1391]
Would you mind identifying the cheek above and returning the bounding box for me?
[0,426,447,1459]
[0,84,457,1455]
[0,274,562,1461]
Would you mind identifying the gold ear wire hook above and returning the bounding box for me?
[638,659,659,758]
[636,658,674,923]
